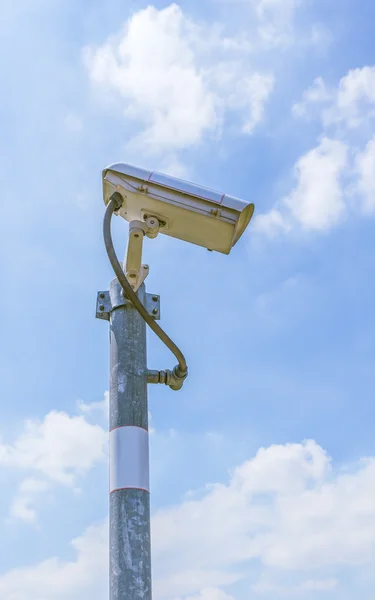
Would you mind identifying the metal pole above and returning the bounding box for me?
[108,278,152,599]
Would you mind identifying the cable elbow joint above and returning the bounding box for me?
[147,365,188,391]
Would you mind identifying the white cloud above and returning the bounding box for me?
[0,521,108,600]
[355,136,375,214]
[257,64,375,238]
[160,155,192,179]
[254,0,301,19]
[333,66,375,128]
[261,64,375,238]
[10,478,50,523]
[153,439,375,597]
[236,73,275,134]
[0,439,375,598]
[0,410,106,522]
[0,410,107,485]
[253,577,338,595]
[253,207,291,236]
[292,76,331,118]
[175,588,235,600]
[255,137,349,234]
[244,0,332,52]
[232,438,330,493]
[252,0,302,46]
[77,391,109,420]
[84,4,274,154]
[293,66,375,128]
[283,137,348,230]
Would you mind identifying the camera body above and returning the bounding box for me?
[102,163,254,254]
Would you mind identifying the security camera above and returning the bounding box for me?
[102,163,255,255]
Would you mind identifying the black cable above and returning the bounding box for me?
[103,197,188,377]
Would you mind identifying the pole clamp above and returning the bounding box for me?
[96,290,160,321]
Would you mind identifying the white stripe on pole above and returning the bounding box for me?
[110,426,150,493]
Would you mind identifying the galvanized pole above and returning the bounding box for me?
[108,278,152,599]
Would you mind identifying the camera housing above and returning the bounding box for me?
[102,163,255,254]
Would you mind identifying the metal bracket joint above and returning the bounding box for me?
[96,291,160,321]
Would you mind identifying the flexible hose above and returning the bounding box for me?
[103,197,188,377]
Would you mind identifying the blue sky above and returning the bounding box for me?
[1,1,375,599]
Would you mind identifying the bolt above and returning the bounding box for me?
[152,296,158,302]
[152,308,158,315]
[99,293,105,299]
[150,220,155,225]
[99,305,105,311]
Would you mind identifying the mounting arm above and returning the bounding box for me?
[103,193,188,390]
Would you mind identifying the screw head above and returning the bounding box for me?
[152,308,158,315]
[144,265,149,270]
[99,293,105,299]
[152,296,158,302]
[99,305,105,311]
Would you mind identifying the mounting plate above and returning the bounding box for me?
[96,291,160,321]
